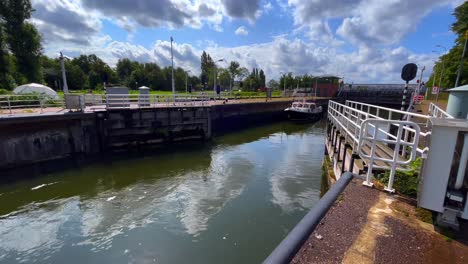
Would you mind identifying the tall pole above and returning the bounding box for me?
[429,64,438,100]
[435,44,447,102]
[315,78,318,98]
[170,37,175,97]
[436,60,445,102]
[401,81,408,111]
[213,59,223,96]
[455,31,468,87]
[59,52,69,94]
[185,70,191,93]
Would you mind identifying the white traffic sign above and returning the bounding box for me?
[432,86,439,94]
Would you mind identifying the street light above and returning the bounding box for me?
[213,59,224,95]
[185,70,191,93]
[59,52,71,94]
[435,45,447,102]
[280,71,286,96]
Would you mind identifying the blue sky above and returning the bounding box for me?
[31,0,464,83]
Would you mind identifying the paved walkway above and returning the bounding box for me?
[292,179,468,264]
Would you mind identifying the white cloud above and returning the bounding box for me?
[235,26,249,36]
[264,2,273,14]
[31,0,449,84]
[288,0,458,47]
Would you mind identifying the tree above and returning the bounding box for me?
[267,79,279,90]
[2,0,43,83]
[116,58,138,85]
[200,51,214,85]
[428,2,468,88]
[228,61,241,90]
[0,21,15,90]
[259,69,266,87]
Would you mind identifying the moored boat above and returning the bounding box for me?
[284,101,323,121]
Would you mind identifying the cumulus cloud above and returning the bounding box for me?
[222,0,261,21]
[31,0,447,84]
[235,26,249,36]
[289,0,457,47]
[31,0,101,45]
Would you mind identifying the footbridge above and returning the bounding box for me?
[325,99,468,226]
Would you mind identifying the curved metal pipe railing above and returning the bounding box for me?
[263,172,355,264]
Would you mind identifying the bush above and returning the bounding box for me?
[0,89,10,95]
[379,158,422,197]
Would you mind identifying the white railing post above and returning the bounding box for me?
[385,124,404,193]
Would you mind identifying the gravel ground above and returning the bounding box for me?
[291,178,468,264]
[375,217,430,264]
[291,179,379,264]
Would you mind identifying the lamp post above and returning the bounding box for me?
[170,37,175,97]
[280,71,286,96]
[435,45,447,102]
[455,31,468,87]
[59,52,70,94]
[314,77,318,98]
[213,59,224,95]
[185,70,191,93]
[430,51,440,99]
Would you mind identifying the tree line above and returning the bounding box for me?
[0,0,271,93]
[427,2,467,89]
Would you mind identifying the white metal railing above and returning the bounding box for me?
[328,100,427,192]
[102,94,211,109]
[358,119,420,192]
[0,94,65,114]
[428,103,454,119]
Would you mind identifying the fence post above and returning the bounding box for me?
[7,96,12,114]
[40,96,44,113]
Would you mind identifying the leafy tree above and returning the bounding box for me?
[2,0,42,83]
[267,79,279,90]
[259,69,266,87]
[200,51,214,85]
[428,2,468,88]
[228,61,241,90]
[41,56,60,89]
[116,58,138,84]
[0,21,15,90]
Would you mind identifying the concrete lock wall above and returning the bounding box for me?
[0,114,100,171]
[0,101,294,175]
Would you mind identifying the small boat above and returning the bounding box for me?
[284,101,323,121]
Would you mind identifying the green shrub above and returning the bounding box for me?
[379,158,422,197]
[0,89,10,95]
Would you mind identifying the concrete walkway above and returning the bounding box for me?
[292,179,468,264]
[0,97,331,117]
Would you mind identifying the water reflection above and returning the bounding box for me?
[0,121,325,264]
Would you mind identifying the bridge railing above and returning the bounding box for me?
[0,94,65,114]
[428,103,453,119]
[328,100,432,192]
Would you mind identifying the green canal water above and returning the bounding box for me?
[0,121,326,264]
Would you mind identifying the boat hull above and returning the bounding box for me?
[285,110,322,122]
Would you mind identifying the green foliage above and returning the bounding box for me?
[1,0,43,86]
[428,2,468,88]
[200,51,214,85]
[379,158,422,197]
[0,89,10,95]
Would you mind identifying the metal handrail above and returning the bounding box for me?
[264,172,356,264]
[0,94,65,114]
[327,100,427,177]
[428,103,453,119]
[345,100,431,120]
[358,119,420,192]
